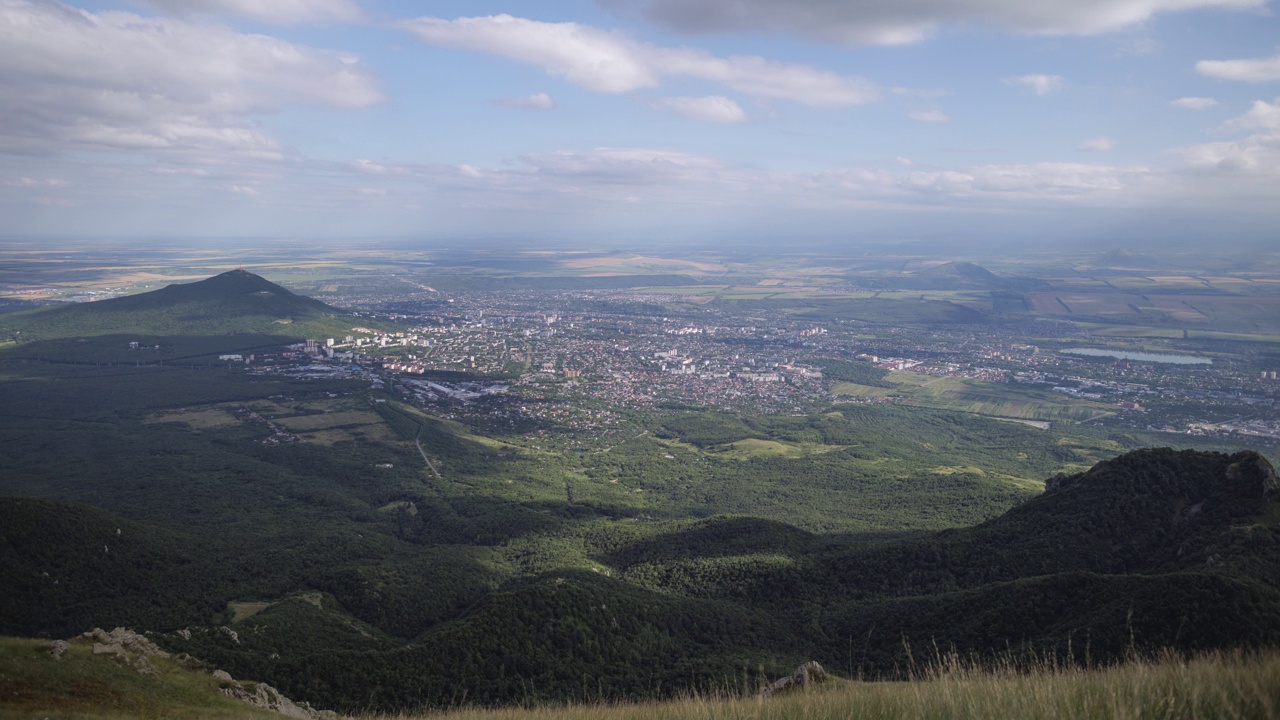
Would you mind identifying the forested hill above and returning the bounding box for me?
[0,270,355,340]
[3,447,1278,712]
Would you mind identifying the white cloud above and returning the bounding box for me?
[654,95,748,123]
[1217,98,1280,133]
[1196,54,1280,82]
[0,0,381,158]
[892,86,953,98]
[499,92,557,110]
[400,14,877,107]
[1175,132,1280,176]
[227,184,259,195]
[1078,136,1116,152]
[138,0,362,24]
[5,176,67,187]
[1006,74,1063,95]
[600,0,1264,46]
[1174,99,1280,179]
[907,110,950,123]
[1171,97,1218,110]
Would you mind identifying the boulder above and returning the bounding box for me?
[219,677,337,720]
[761,661,828,697]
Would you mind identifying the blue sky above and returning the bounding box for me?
[1,0,1278,246]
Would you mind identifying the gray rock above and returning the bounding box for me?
[761,661,828,697]
[48,640,71,659]
[83,627,170,658]
[220,679,336,719]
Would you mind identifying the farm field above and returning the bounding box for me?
[832,370,1111,423]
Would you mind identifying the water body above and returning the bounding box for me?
[1062,348,1212,365]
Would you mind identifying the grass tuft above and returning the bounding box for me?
[367,649,1280,720]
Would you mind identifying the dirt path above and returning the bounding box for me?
[414,427,442,478]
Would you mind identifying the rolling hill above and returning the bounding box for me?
[3,447,1277,712]
[0,269,360,342]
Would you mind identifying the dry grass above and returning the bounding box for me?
[368,650,1280,720]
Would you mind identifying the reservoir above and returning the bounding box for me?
[1061,348,1212,365]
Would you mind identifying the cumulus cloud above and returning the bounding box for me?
[1217,98,1280,133]
[400,14,877,107]
[1171,97,1218,110]
[498,92,557,110]
[1078,136,1116,152]
[138,0,363,24]
[1175,99,1280,177]
[599,0,1264,46]
[1196,54,1280,82]
[1176,133,1280,174]
[1005,74,1063,95]
[654,95,748,122]
[907,110,950,123]
[0,0,381,158]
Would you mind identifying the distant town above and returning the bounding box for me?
[216,286,1280,445]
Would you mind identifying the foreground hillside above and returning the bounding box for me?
[5,447,1277,712]
[4,634,1277,720]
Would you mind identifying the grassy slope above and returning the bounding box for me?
[4,636,1276,720]
[373,650,1280,720]
[0,636,281,720]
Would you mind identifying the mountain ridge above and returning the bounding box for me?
[3,447,1278,711]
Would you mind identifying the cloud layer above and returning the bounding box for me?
[400,14,877,107]
[138,0,362,24]
[601,0,1265,46]
[0,0,381,158]
[1196,53,1280,82]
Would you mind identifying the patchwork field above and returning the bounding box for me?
[834,371,1112,423]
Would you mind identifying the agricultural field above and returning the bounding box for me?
[832,370,1111,423]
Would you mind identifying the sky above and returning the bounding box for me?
[1,0,1278,247]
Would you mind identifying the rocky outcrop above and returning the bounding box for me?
[48,639,70,659]
[83,627,168,675]
[1044,471,1079,493]
[214,669,337,720]
[1225,451,1278,500]
[760,661,828,697]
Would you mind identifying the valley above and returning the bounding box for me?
[2,243,1279,715]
